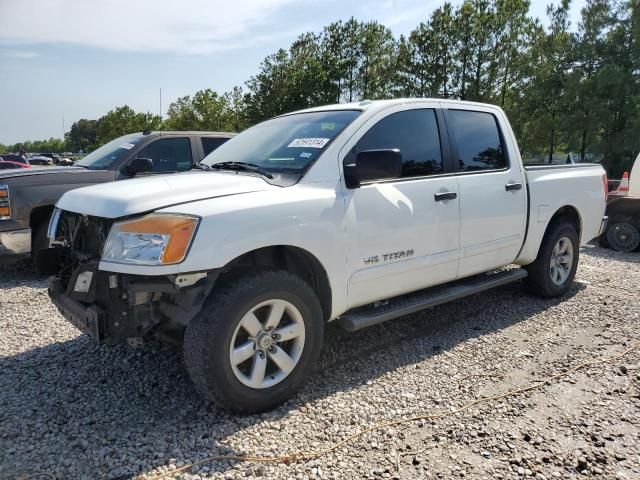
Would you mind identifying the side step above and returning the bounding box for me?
[338,268,528,332]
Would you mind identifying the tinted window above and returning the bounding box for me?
[353,109,443,178]
[448,110,505,171]
[201,137,229,156]
[137,137,192,172]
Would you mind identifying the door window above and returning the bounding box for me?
[448,110,506,172]
[137,137,192,172]
[352,109,443,178]
[201,137,229,156]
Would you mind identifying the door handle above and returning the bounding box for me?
[505,183,523,191]
[434,191,457,202]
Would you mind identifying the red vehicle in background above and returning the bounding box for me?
[0,154,30,166]
[0,160,31,170]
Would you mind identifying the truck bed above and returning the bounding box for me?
[516,163,606,265]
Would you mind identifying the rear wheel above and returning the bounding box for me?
[606,221,640,252]
[183,271,324,413]
[525,222,579,298]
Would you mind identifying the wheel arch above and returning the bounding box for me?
[215,245,333,322]
[516,204,583,266]
[547,205,582,241]
[29,204,54,232]
[29,204,55,253]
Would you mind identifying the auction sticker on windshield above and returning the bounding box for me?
[288,138,330,149]
[119,143,136,150]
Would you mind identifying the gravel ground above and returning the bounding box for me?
[1,245,639,480]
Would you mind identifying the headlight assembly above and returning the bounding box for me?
[102,214,199,265]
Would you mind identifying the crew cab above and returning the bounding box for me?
[46,99,607,413]
[0,131,233,270]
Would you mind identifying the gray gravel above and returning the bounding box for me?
[1,245,639,480]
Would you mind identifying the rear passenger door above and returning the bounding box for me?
[343,104,461,309]
[443,106,527,278]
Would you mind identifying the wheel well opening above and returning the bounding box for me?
[29,205,54,229]
[549,206,582,240]
[216,246,332,321]
[29,205,55,242]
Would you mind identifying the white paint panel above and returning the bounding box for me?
[516,166,607,265]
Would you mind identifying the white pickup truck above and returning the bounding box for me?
[47,99,608,413]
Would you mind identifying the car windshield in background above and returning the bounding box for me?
[76,134,146,170]
[202,110,361,174]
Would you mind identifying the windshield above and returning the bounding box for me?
[202,110,361,174]
[77,134,146,170]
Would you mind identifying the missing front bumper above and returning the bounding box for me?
[48,277,106,340]
[48,261,219,345]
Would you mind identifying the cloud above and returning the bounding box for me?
[2,50,39,59]
[0,0,298,55]
[353,0,443,34]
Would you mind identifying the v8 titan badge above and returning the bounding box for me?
[363,249,415,265]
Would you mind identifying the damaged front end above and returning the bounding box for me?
[46,210,217,346]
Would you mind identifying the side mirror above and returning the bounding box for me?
[125,157,153,176]
[344,149,402,188]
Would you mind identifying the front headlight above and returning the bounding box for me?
[102,214,199,265]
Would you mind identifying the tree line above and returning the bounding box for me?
[1,0,637,176]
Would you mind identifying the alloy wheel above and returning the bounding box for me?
[229,299,306,389]
[549,236,574,286]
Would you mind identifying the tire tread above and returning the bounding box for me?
[183,271,323,413]
[525,221,579,298]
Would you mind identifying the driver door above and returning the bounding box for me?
[342,105,461,309]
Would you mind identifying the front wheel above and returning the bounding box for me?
[525,222,579,298]
[183,271,324,413]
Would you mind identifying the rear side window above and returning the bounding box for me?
[137,137,192,172]
[354,109,443,177]
[201,137,229,156]
[448,110,506,172]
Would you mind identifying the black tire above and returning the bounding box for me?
[525,221,579,298]
[183,271,324,413]
[606,221,640,252]
[32,221,50,275]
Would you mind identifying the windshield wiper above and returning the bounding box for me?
[191,162,211,171]
[209,161,274,179]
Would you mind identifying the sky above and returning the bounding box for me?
[0,0,586,145]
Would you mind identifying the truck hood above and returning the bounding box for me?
[56,171,273,218]
[0,166,85,179]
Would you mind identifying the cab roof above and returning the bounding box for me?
[283,98,503,116]
[138,131,236,137]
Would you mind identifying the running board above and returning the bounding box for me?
[339,268,528,332]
